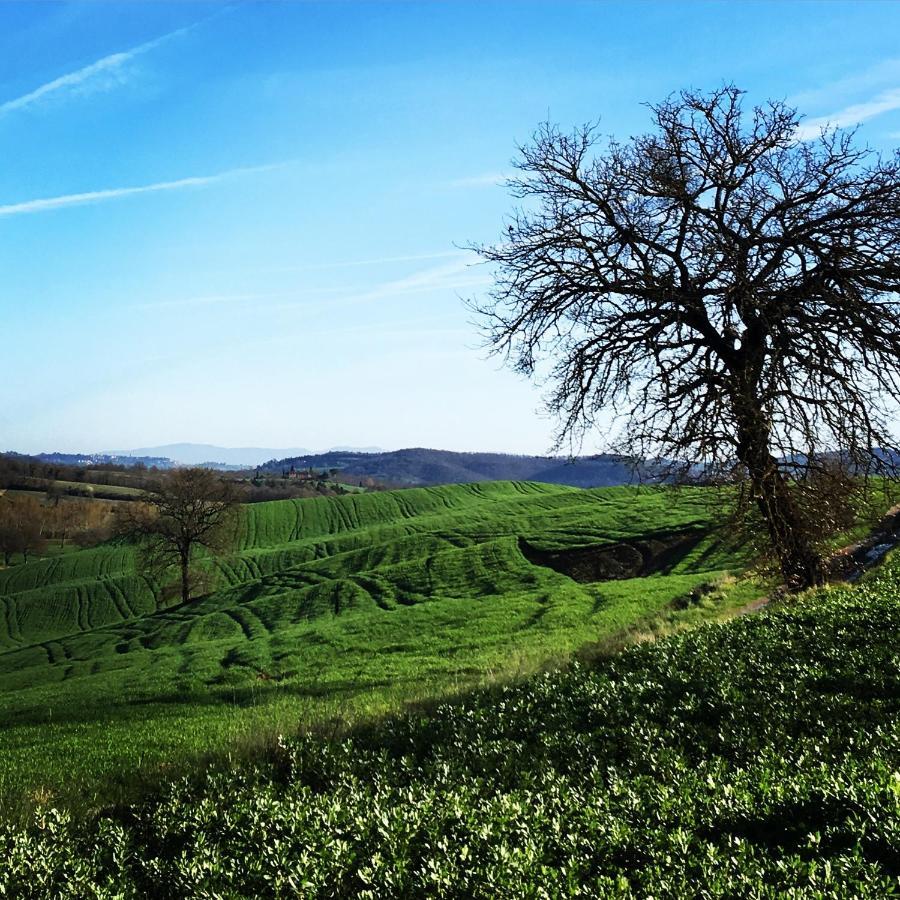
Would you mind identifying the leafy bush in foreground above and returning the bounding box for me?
[4,565,900,897]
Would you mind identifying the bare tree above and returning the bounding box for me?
[17,514,47,563]
[471,86,900,589]
[0,500,23,566]
[0,496,47,564]
[119,468,238,604]
[59,503,81,549]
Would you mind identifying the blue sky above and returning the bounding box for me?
[2,0,900,455]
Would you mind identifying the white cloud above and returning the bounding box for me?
[134,292,266,311]
[0,21,197,116]
[378,257,478,290]
[132,253,487,312]
[796,86,900,140]
[345,256,490,301]
[263,257,491,313]
[447,172,509,189]
[789,59,900,111]
[0,163,282,218]
[263,249,469,273]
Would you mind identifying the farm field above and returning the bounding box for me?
[4,546,900,895]
[0,480,767,815]
[2,480,144,500]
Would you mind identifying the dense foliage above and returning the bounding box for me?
[3,560,900,897]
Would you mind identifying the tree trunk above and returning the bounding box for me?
[733,396,825,590]
[180,549,191,605]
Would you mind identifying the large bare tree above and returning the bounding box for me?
[120,468,238,604]
[471,86,900,589]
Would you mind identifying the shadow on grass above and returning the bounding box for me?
[518,526,707,583]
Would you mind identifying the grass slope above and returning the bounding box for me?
[0,482,746,812]
[4,554,900,896]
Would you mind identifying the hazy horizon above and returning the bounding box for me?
[3,441,577,462]
[3,1,900,455]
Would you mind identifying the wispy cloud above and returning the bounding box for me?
[135,257,488,313]
[134,284,349,311]
[135,292,266,312]
[263,249,469,274]
[372,257,479,291]
[447,172,509,189]
[239,258,491,312]
[790,59,900,112]
[796,86,900,139]
[331,257,490,305]
[0,21,197,116]
[0,163,282,218]
[262,258,491,314]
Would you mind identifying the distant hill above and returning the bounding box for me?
[263,447,644,488]
[114,444,313,468]
[23,452,174,469]
[325,446,384,454]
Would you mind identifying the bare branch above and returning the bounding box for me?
[469,86,900,588]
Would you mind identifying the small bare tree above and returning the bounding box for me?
[119,468,239,604]
[471,86,900,589]
[0,496,47,564]
[0,500,23,566]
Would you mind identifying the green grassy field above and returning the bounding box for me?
[4,547,900,896]
[0,481,761,815]
[3,480,144,499]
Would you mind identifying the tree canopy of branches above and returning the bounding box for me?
[0,495,47,565]
[471,86,900,589]
[119,468,238,604]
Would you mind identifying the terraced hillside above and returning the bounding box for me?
[0,482,755,811]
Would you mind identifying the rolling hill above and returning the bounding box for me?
[116,444,313,467]
[0,480,749,810]
[264,447,644,487]
[5,544,900,895]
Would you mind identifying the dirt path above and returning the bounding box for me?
[736,502,900,617]
[830,502,900,580]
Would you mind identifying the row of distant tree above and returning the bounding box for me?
[0,459,383,572]
[0,454,160,493]
[0,493,118,564]
[0,453,387,509]
[244,468,387,502]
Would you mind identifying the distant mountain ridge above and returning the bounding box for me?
[112,444,313,467]
[263,447,643,488]
[114,444,385,467]
[16,451,175,469]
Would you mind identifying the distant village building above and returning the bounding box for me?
[283,465,324,482]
